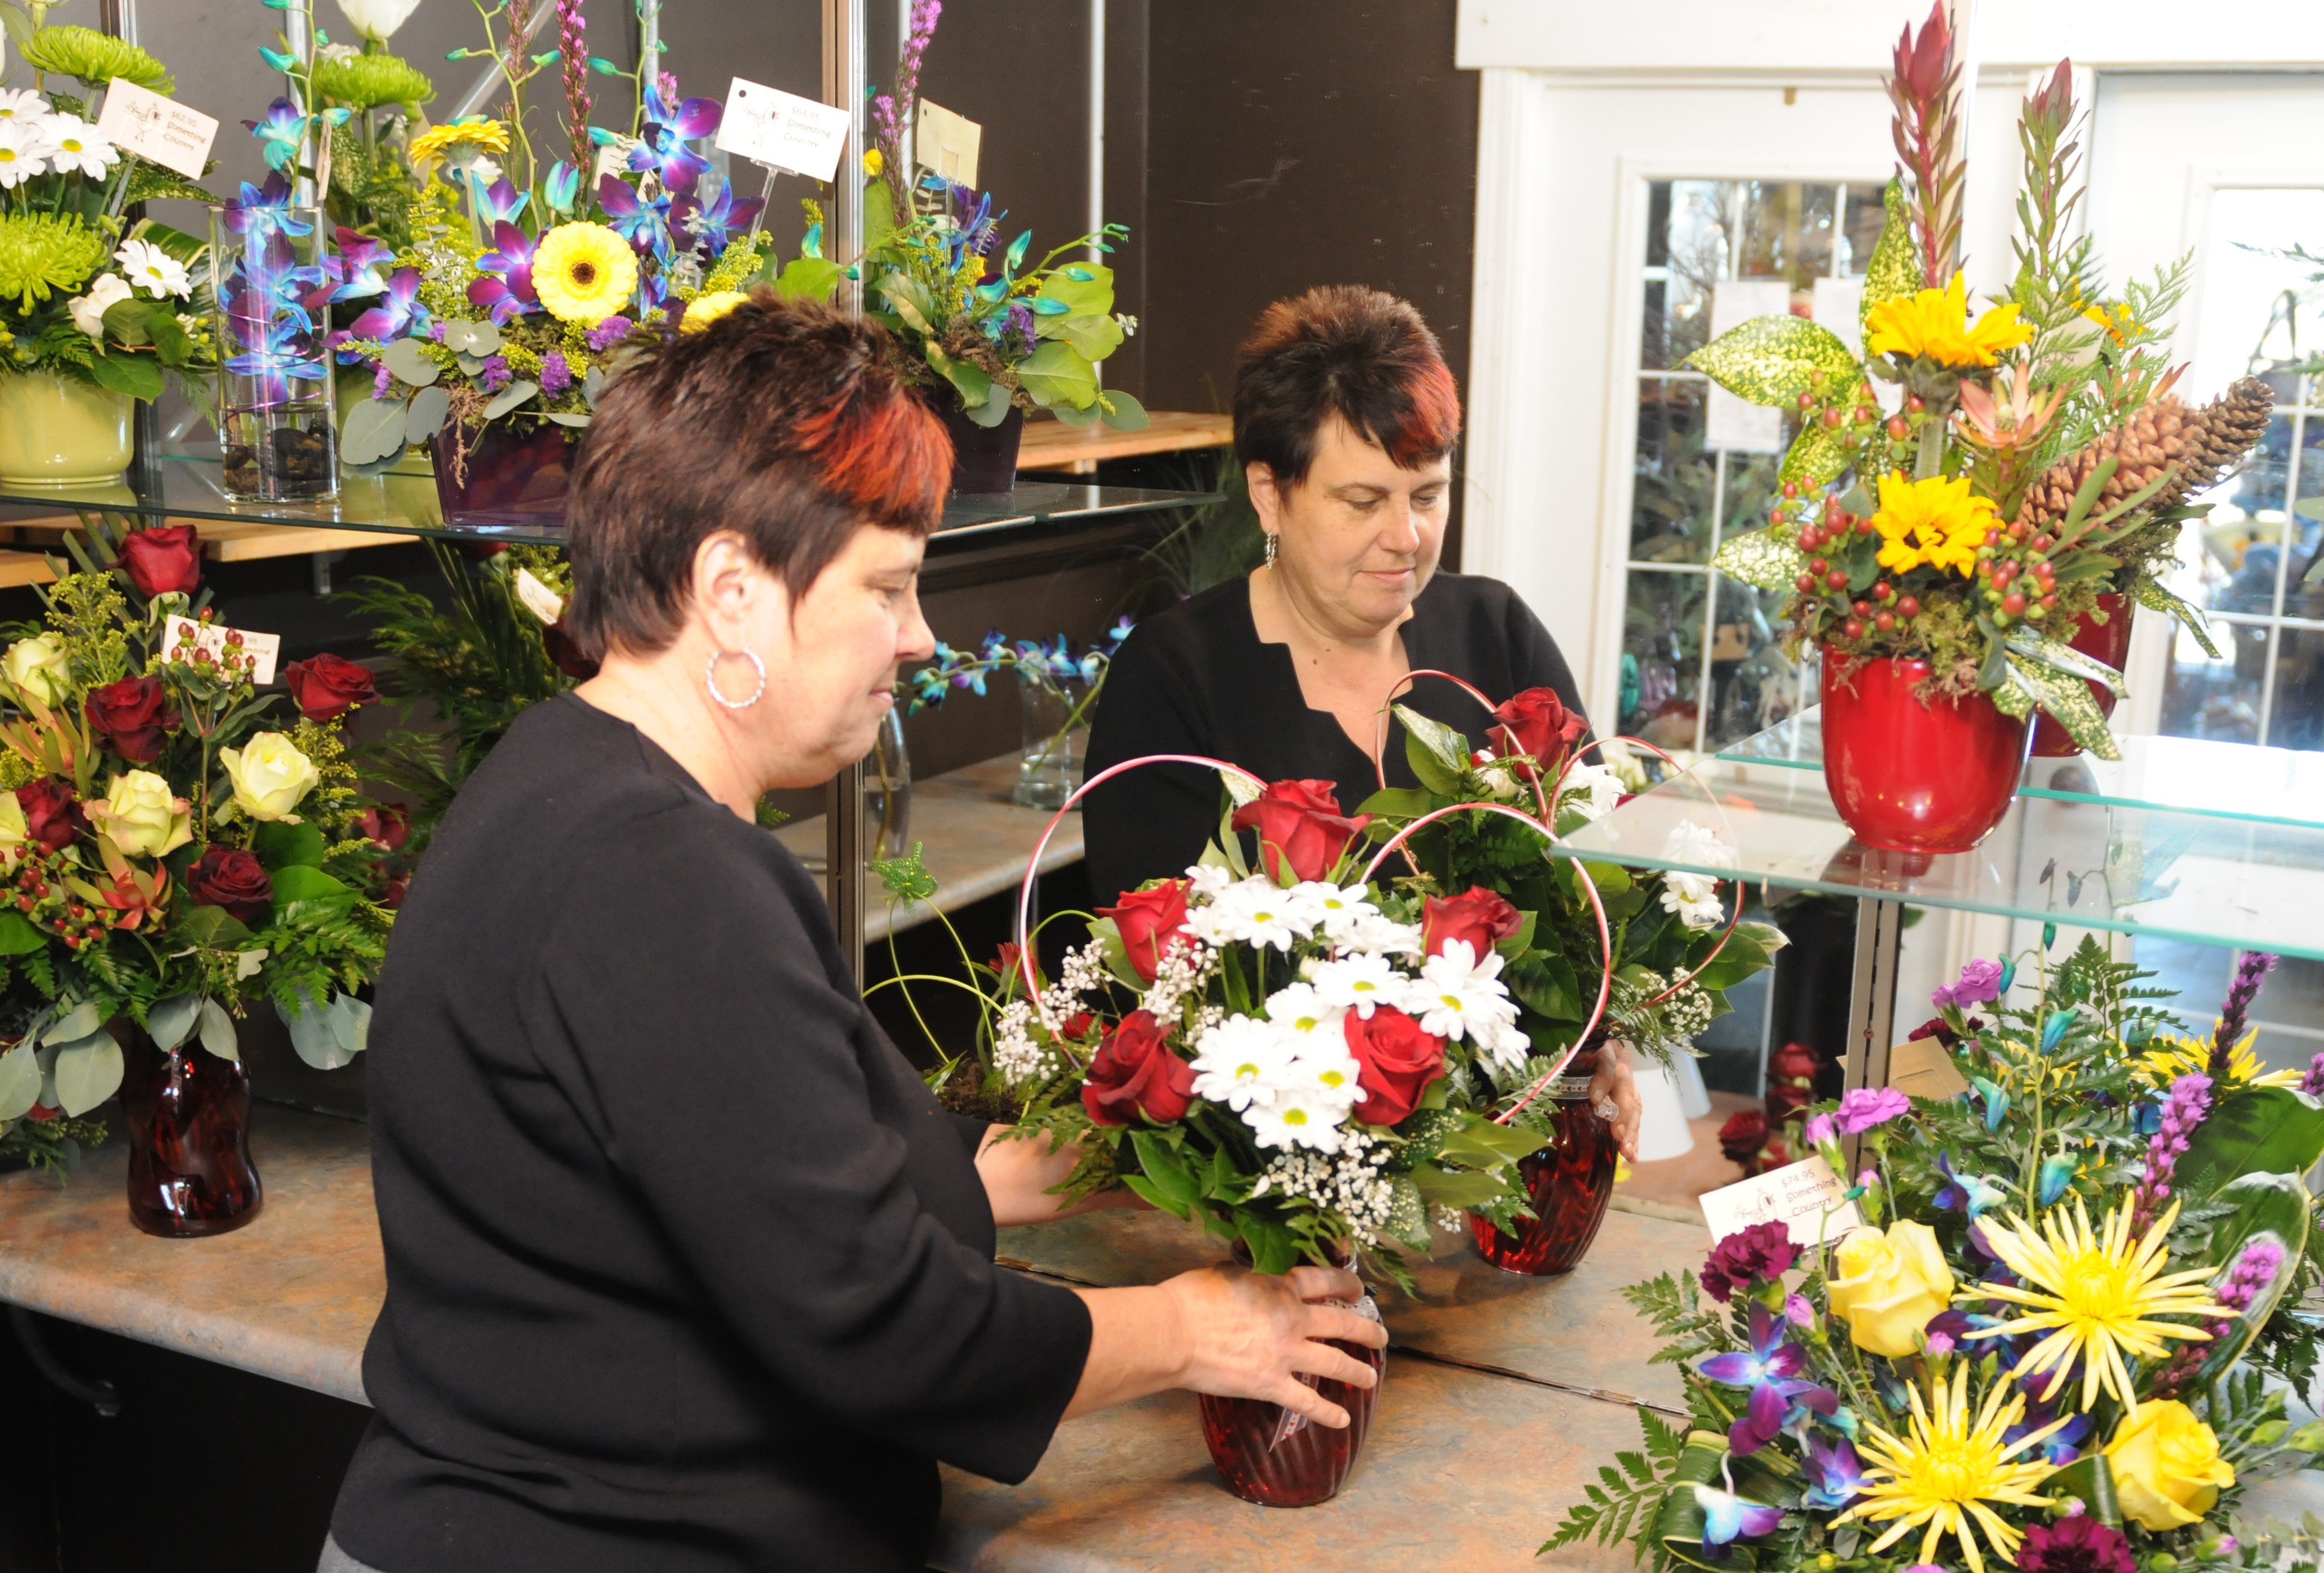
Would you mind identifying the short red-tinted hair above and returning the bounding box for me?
[564,291,949,658]
[1232,285,1461,487]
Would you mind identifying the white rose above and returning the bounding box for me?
[220,733,323,822]
[0,788,26,866]
[1,634,70,707]
[334,0,421,41]
[68,273,134,337]
[86,771,193,860]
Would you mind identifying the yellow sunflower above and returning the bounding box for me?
[1870,471,1997,578]
[2138,1029,2302,1090]
[532,223,638,326]
[679,290,749,333]
[406,116,510,167]
[1967,1196,2236,1412]
[1867,272,2033,368]
[1835,1361,2064,1573]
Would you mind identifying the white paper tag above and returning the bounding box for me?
[162,614,280,686]
[513,567,563,625]
[95,80,219,182]
[714,78,851,183]
[1700,1155,1862,1249]
[914,98,982,188]
[1703,279,1790,454]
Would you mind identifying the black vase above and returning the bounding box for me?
[935,400,1024,493]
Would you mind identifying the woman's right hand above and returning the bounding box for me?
[1158,1264,1386,1428]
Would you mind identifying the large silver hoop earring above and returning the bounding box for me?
[705,648,767,709]
[1263,531,1278,569]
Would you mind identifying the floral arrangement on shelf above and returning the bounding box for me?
[1545,939,2324,1572]
[1688,8,2272,758]
[256,0,441,250]
[0,11,212,402]
[904,619,1136,716]
[859,0,1145,433]
[0,520,399,1171]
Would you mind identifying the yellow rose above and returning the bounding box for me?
[2,635,69,707]
[1825,1221,1957,1357]
[2105,1400,2234,1531]
[0,788,24,865]
[220,732,321,822]
[85,771,193,859]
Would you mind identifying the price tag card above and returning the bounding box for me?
[162,614,281,687]
[1700,1156,1863,1249]
[914,98,981,187]
[94,80,219,181]
[513,567,564,625]
[714,79,851,182]
[1888,1033,1972,1101]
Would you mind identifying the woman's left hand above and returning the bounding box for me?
[1591,1041,1642,1163]
[976,1125,1149,1227]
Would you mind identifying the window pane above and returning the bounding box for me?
[2268,623,2324,752]
[1633,378,1714,564]
[1736,181,1839,286]
[1721,445,1788,548]
[2159,620,2272,745]
[1704,575,1811,748]
[1643,269,1712,371]
[1620,568,1707,746]
[2177,414,2297,615]
[2248,955,2323,1081]
[1838,185,1884,279]
[2291,418,2324,621]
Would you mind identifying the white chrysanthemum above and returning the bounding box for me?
[1290,879,1378,940]
[40,115,115,179]
[1410,939,1522,1046]
[1479,1017,1534,1071]
[67,274,133,337]
[1339,912,1423,959]
[0,121,52,189]
[1243,1081,1351,1154]
[1305,952,1407,1018]
[1185,861,1235,899]
[1660,818,1734,930]
[1183,875,1313,951]
[1188,1014,1302,1111]
[1558,761,1626,823]
[0,90,49,128]
[115,239,191,300]
[1263,981,1348,1046]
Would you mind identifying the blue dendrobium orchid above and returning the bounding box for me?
[468,221,541,324]
[673,176,765,257]
[1800,1435,1864,1511]
[599,174,674,263]
[469,175,532,229]
[1694,1472,1783,1554]
[1932,1150,2009,1218]
[223,316,327,406]
[221,173,312,241]
[329,228,395,302]
[348,268,431,342]
[629,84,719,195]
[2006,1392,2091,1466]
[543,161,582,215]
[1696,1301,1840,1456]
[245,97,306,173]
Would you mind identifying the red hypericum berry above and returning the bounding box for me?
[14,896,28,912]
[1771,507,1789,529]
[1852,599,1873,617]
[2002,591,2028,616]
[1898,595,1920,617]
[1795,572,1817,593]
[1782,481,1801,499]
[2040,592,2057,608]
[1873,581,1893,601]
[1808,557,1829,575]
[1856,516,1877,534]
[2032,533,2055,553]
[1885,415,1910,441]
[1906,394,1925,413]
[1820,408,1843,429]
[1843,617,1866,640]
[1853,405,1875,424]
[1825,569,1850,591]
[1796,392,1816,411]
[1875,611,1896,632]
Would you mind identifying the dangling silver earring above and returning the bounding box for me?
[705,648,767,709]
[1263,531,1279,569]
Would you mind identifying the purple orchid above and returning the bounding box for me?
[672,176,764,257]
[1693,1482,1782,1554]
[1697,1301,1838,1456]
[245,97,306,174]
[467,221,541,324]
[220,173,312,241]
[598,174,674,263]
[1835,1087,1910,1134]
[1799,1435,1862,1511]
[349,268,432,342]
[222,316,327,408]
[329,228,395,302]
[628,83,719,195]
[2005,1397,2091,1466]
[470,176,531,228]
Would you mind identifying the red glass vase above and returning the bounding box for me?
[121,1028,262,1238]
[2029,592,2133,757]
[1469,1043,1618,1276]
[429,421,577,519]
[1820,648,2030,854]
[1197,1246,1384,1506]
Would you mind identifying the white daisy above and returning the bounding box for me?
[1292,1044,1366,1112]
[1305,952,1406,1018]
[1479,1016,1534,1072]
[1558,761,1626,823]
[0,121,52,189]
[1339,911,1424,959]
[0,90,49,128]
[1183,875,1312,952]
[1242,1081,1350,1155]
[1410,939,1522,1046]
[1289,879,1378,941]
[40,115,116,179]
[1263,981,1348,1046]
[67,274,133,337]
[1470,748,1536,804]
[1188,1015,1302,1111]
[1185,861,1236,900]
[115,239,191,300]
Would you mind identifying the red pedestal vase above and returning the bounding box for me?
[935,399,1025,494]
[2029,593,2133,757]
[1820,648,2031,854]
[1198,1247,1384,1506]
[121,1028,262,1238]
[429,421,578,519]
[1468,1041,1618,1276]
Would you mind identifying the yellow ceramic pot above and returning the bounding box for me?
[0,373,134,487]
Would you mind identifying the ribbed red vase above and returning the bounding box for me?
[121,1029,262,1238]
[1820,649,2030,854]
[1469,1042,1618,1276]
[1197,1244,1383,1506]
[2030,593,2133,757]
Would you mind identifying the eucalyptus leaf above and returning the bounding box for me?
[378,337,439,387]
[482,379,539,421]
[582,366,607,408]
[198,998,240,1063]
[52,1035,124,1117]
[147,993,202,1054]
[962,379,1014,430]
[340,395,408,465]
[546,411,591,427]
[0,1042,40,1122]
[456,352,489,378]
[1097,387,1149,432]
[43,1001,103,1046]
[280,993,357,1070]
[404,383,451,443]
[441,319,501,356]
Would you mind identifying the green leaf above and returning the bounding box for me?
[147,993,201,1053]
[101,296,155,345]
[270,864,351,907]
[255,819,328,869]
[440,319,501,356]
[2045,1456,2122,1529]
[2003,653,2118,760]
[1710,525,1807,593]
[1129,1130,1201,1207]
[1015,340,1100,409]
[482,379,539,421]
[1036,263,1115,319]
[2132,575,2220,659]
[1055,311,1125,363]
[1683,315,1862,408]
[86,351,163,401]
[1097,387,1148,430]
[52,1032,123,1117]
[2193,1180,2308,1377]
[771,256,845,304]
[1354,786,1435,822]
[1860,177,1920,336]
[378,337,439,387]
[341,395,410,466]
[0,910,45,956]
[2177,1086,2324,1204]
[0,1042,40,1121]
[1779,420,1852,487]
[198,998,240,1063]
[938,355,993,414]
[404,384,451,444]
[1690,923,1776,993]
[2004,628,2124,694]
[1405,1162,1512,1209]
[872,273,940,336]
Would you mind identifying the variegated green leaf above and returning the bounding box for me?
[1682,315,1861,408]
[1991,677,2035,719]
[1861,178,1920,336]
[2003,628,2124,695]
[2006,653,2120,760]
[1779,420,1852,487]
[2132,575,2220,659]
[1711,525,1806,593]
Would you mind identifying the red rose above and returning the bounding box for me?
[1421,886,1524,960]
[188,844,273,923]
[1767,1041,1821,1086]
[1718,1108,1771,1166]
[541,621,599,681]
[381,871,411,909]
[1343,1005,1447,1128]
[1490,688,1587,772]
[1080,1011,1196,1126]
[83,675,172,764]
[359,803,410,853]
[115,525,201,598]
[14,777,83,853]
[282,652,378,722]
[1097,879,1191,984]
[1229,779,1370,885]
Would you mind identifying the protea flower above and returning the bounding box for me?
[1956,361,2064,450]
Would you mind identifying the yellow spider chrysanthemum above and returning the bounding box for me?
[1836,1361,2065,1573]
[1870,471,1998,578]
[1867,272,2033,369]
[680,290,749,332]
[406,116,510,165]
[1967,1196,2236,1412]
[2139,1029,2301,1090]
[532,222,639,326]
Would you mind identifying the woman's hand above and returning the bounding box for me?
[975,1125,1149,1227]
[1592,1040,1643,1162]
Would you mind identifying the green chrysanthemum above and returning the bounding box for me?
[0,213,110,311]
[21,26,174,92]
[314,52,435,112]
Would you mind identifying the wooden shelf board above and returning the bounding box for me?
[1014,410,1230,474]
[3,516,416,562]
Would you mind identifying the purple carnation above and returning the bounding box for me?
[372,361,393,397]
[2304,1050,2324,1096]
[1802,1111,1837,1147]
[585,314,635,352]
[539,349,573,395]
[1934,957,2004,1011]
[1699,1220,1798,1303]
[2018,1514,2136,1573]
[1836,1087,1910,1134]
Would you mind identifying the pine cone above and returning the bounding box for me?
[2172,375,2274,503]
[2021,377,2274,527]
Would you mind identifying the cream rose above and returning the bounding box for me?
[1825,1220,1957,1357]
[220,732,321,823]
[85,770,192,859]
[2,635,69,707]
[0,788,24,865]
[2105,1399,2235,1531]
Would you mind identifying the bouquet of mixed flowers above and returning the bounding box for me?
[1690,7,2271,757]
[0,522,398,1170]
[1547,939,2324,1572]
[0,11,211,403]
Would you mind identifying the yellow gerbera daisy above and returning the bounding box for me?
[2139,1029,2301,1090]
[1835,1361,2064,1573]
[1867,272,2033,368]
[1966,1196,2236,1412]
[1870,471,1997,578]
[406,117,511,167]
[679,290,749,333]
[532,223,638,326]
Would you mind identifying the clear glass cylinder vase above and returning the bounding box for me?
[210,201,338,504]
[865,706,912,861]
[1012,673,1086,810]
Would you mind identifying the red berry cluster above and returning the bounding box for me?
[1773,478,1926,646]
[5,849,116,950]
[1975,523,2059,629]
[170,610,260,679]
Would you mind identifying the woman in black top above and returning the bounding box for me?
[324,298,1382,1573]
[1083,286,1640,1155]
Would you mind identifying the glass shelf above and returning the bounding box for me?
[0,448,1214,550]
[1560,727,2324,962]
[1718,709,2324,829]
